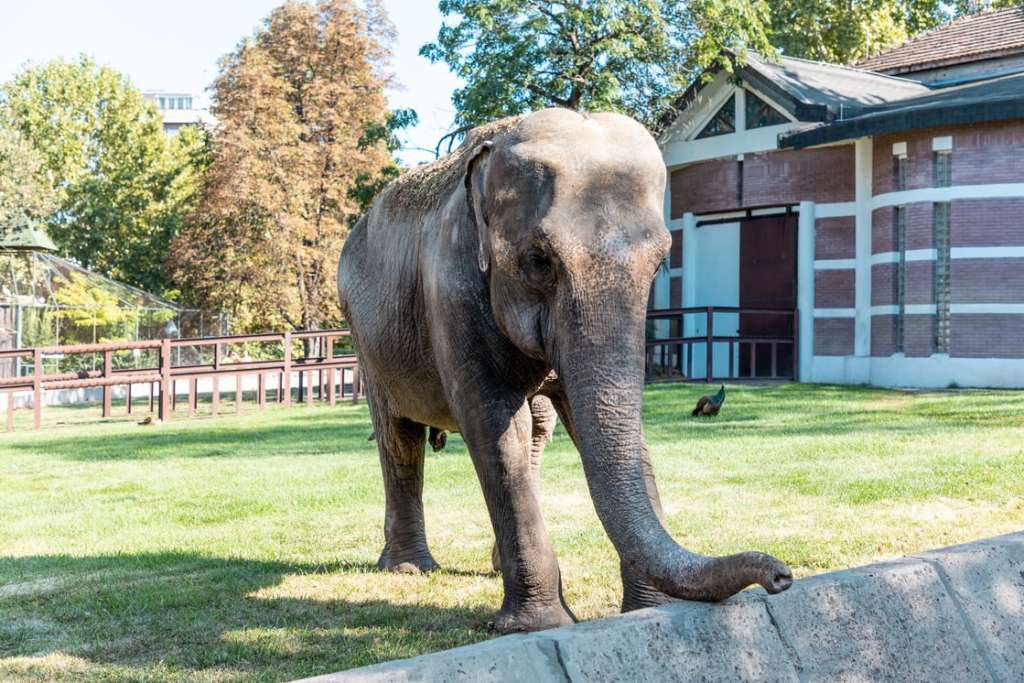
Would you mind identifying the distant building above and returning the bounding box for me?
[654,7,1024,389]
[142,91,215,135]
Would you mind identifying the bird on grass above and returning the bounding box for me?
[692,385,726,417]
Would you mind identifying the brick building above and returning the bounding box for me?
[653,7,1024,388]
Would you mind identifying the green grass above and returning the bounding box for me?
[1,383,1023,681]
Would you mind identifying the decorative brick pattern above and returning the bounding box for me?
[904,314,935,357]
[814,318,854,356]
[743,146,855,206]
[815,270,855,308]
[952,259,1024,303]
[815,217,856,259]
[951,199,1024,247]
[671,159,738,217]
[872,314,898,356]
[951,314,1024,358]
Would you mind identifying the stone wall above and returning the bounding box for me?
[299,532,1024,683]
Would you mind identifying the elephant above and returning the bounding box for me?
[337,108,792,633]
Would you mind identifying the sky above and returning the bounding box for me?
[0,0,463,165]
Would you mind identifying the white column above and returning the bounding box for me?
[682,212,699,373]
[655,180,673,311]
[854,138,873,358]
[797,201,816,382]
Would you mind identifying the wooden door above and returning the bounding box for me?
[739,214,796,377]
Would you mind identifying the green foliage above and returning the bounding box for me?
[421,0,774,128]
[0,56,207,295]
[348,107,418,225]
[0,126,57,226]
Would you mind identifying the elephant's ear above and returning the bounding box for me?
[465,141,493,273]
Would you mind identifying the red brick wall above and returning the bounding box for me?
[904,314,935,357]
[951,315,1024,358]
[951,199,1024,247]
[671,159,738,217]
[906,204,933,251]
[743,146,855,207]
[815,270,855,308]
[872,263,897,306]
[671,145,855,217]
[952,121,1024,185]
[815,217,855,259]
[873,121,1024,195]
[872,314,897,356]
[814,318,854,356]
[952,260,1024,303]
[906,261,934,305]
[872,208,894,253]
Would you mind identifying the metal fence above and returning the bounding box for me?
[0,329,360,432]
[646,306,798,383]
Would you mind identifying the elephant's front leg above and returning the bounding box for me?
[459,395,575,633]
[491,394,557,573]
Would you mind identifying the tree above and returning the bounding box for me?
[0,57,205,294]
[421,0,775,128]
[171,0,395,333]
[0,126,57,226]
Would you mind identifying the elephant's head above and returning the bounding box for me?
[465,108,791,602]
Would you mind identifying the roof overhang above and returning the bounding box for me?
[780,77,1024,149]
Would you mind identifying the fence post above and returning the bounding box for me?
[326,336,335,405]
[32,348,42,429]
[282,332,292,406]
[793,309,800,382]
[705,307,714,383]
[102,350,112,418]
[159,339,171,422]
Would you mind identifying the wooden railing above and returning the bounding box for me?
[0,329,360,432]
[646,306,798,383]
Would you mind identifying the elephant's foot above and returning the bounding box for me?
[377,546,439,574]
[488,602,575,634]
[621,573,678,613]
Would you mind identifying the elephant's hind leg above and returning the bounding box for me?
[373,411,439,574]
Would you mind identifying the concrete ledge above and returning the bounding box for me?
[299,533,1024,682]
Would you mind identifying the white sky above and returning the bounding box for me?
[0,0,463,165]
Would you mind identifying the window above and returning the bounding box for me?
[934,150,952,187]
[745,90,788,129]
[933,202,952,353]
[894,206,907,353]
[695,96,735,139]
[670,229,682,269]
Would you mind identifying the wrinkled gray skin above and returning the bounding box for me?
[337,108,792,633]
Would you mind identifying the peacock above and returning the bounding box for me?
[692,385,726,417]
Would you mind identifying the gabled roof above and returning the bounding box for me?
[856,7,1024,75]
[657,51,930,136]
[780,72,1024,149]
[740,53,930,119]
[0,214,57,252]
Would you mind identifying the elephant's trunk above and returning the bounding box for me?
[556,297,792,602]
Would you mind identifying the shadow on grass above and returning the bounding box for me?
[0,552,493,679]
[7,409,379,462]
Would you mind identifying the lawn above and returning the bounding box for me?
[1,383,1023,681]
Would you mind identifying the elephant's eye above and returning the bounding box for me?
[521,247,555,288]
